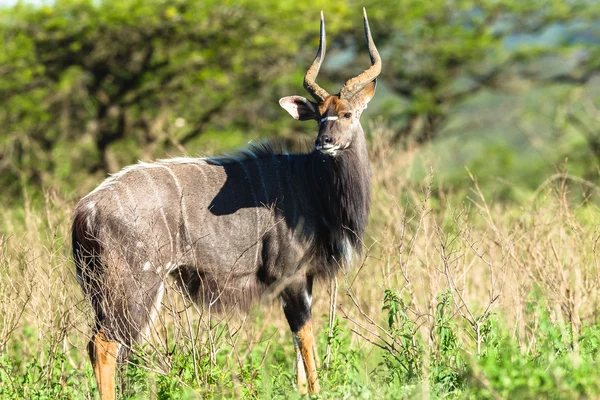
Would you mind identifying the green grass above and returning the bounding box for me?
[1,80,600,399]
[3,289,600,399]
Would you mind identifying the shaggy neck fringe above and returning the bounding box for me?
[307,134,371,269]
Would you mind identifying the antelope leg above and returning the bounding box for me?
[293,333,309,393]
[88,330,120,400]
[295,320,320,394]
[281,277,320,394]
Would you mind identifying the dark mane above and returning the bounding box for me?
[308,139,371,276]
[204,138,313,166]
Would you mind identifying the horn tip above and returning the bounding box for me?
[320,10,324,20]
[363,7,368,18]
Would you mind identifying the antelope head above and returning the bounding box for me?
[280,8,381,156]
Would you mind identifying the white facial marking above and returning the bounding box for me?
[317,144,341,156]
[320,116,338,124]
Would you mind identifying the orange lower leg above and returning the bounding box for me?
[296,320,320,394]
[89,331,120,400]
[294,336,309,394]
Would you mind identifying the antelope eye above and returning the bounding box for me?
[343,112,352,119]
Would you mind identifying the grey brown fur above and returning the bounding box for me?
[73,139,369,343]
[74,9,381,397]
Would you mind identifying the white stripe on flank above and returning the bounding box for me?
[86,202,96,231]
[141,169,174,256]
[161,165,184,195]
[81,158,206,202]
[191,162,207,179]
[120,181,137,217]
[81,161,155,200]
[109,185,125,217]
[161,165,190,256]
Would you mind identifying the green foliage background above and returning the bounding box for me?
[1,1,600,399]
[1,0,599,201]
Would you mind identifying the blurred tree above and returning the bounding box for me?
[337,1,600,144]
[567,94,600,163]
[0,0,598,200]
[0,0,332,196]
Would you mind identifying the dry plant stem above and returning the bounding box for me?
[207,303,216,368]
[338,304,389,347]
[338,306,388,351]
[227,322,243,399]
[531,173,600,200]
[0,285,31,350]
[183,304,201,387]
[338,305,411,374]
[253,337,272,381]
[345,283,395,343]
[437,223,498,355]
[398,193,429,312]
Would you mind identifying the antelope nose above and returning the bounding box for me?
[316,135,334,148]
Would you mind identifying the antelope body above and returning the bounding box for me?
[73,9,381,399]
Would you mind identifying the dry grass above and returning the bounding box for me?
[1,129,599,398]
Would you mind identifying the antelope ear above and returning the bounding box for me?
[349,80,377,111]
[279,96,319,121]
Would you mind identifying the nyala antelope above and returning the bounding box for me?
[73,8,380,399]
